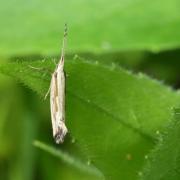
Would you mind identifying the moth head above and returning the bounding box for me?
[57,56,64,70]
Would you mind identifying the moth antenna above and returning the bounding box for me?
[60,23,68,66]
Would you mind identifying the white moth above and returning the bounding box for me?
[45,25,68,144]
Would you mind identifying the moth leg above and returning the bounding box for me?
[28,65,52,74]
[44,85,51,100]
[28,65,52,99]
[64,71,69,78]
[28,65,44,71]
[52,59,58,66]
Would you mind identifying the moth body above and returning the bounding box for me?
[49,25,68,144]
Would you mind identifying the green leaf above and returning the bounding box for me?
[34,140,103,178]
[142,108,180,180]
[1,0,180,56]
[0,58,180,179]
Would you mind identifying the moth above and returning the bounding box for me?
[45,25,68,143]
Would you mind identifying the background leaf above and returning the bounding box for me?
[0,58,180,179]
[34,141,104,178]
[1,0,180,56]
[142,108,180,180]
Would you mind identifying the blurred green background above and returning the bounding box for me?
[0,0,180,180]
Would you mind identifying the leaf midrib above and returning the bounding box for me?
[67,90,155,144]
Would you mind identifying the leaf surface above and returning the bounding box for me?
[142,108,180,180]
[0,59,179,179]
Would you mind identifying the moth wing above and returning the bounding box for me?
[50,72,58,137]
[56,66,65,121]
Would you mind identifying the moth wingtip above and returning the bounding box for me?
[54,125,68,144]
